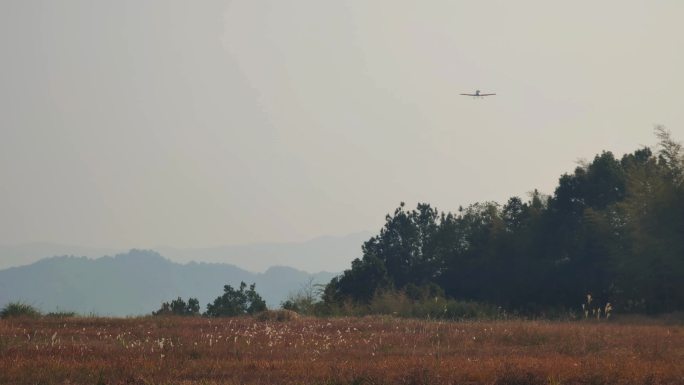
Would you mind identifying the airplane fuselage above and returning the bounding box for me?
[460,89,495,98]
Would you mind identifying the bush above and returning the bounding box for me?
[365,290,500,320]
[45,311,78,318]
[281,278,325,315]
[1,302,42,319]
[153,297,200,316]
[416,296,501,319]
[255,309,300,322]
[205,282,266,317]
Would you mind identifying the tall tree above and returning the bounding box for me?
[325,129,684,314]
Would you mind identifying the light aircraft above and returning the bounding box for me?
[460,90,496,98]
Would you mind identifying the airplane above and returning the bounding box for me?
[460,90,496,98]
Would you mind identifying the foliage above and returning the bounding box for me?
[365,290,501,320]
[152,297,200,316]
[205,282,266,317]
[326,128,684,314]
[0,302,42,319]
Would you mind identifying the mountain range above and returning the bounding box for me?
[0,231,372,273]
[0,249,338,316]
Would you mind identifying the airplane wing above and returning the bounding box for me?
[479,93,496,96]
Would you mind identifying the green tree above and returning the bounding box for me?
[324,129,684,315]
[205,282,266,317]
[324,255,391,304]
[612,132,684,312]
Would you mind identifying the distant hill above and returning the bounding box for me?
[0,231,371,273]
[0,243,123,270]
[0,250,337,316]
[155,231,372,273]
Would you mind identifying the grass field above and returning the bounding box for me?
[1,316,682,385]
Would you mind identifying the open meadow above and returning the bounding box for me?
[1,316,682,385]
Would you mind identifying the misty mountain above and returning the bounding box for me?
[0,231,371,273]
[155,231,372,273]
[0,243,123,271]
[0,250,337,316]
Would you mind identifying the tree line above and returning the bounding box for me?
[153,282,266,317]
[323,127,684,315]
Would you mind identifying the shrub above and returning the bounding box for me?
[281,278,325,315]
[1,302,42,319]
[153,297,200,316]
[255,309,300,322]
[45,311,78,318]
[365,290,500,320]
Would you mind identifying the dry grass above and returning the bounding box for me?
[0,316,682,384]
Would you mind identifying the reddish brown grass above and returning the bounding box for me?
[0,316,682,384]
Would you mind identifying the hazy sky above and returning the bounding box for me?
[1,1,683,250]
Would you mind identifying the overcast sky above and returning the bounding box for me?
[1,1,683,251]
